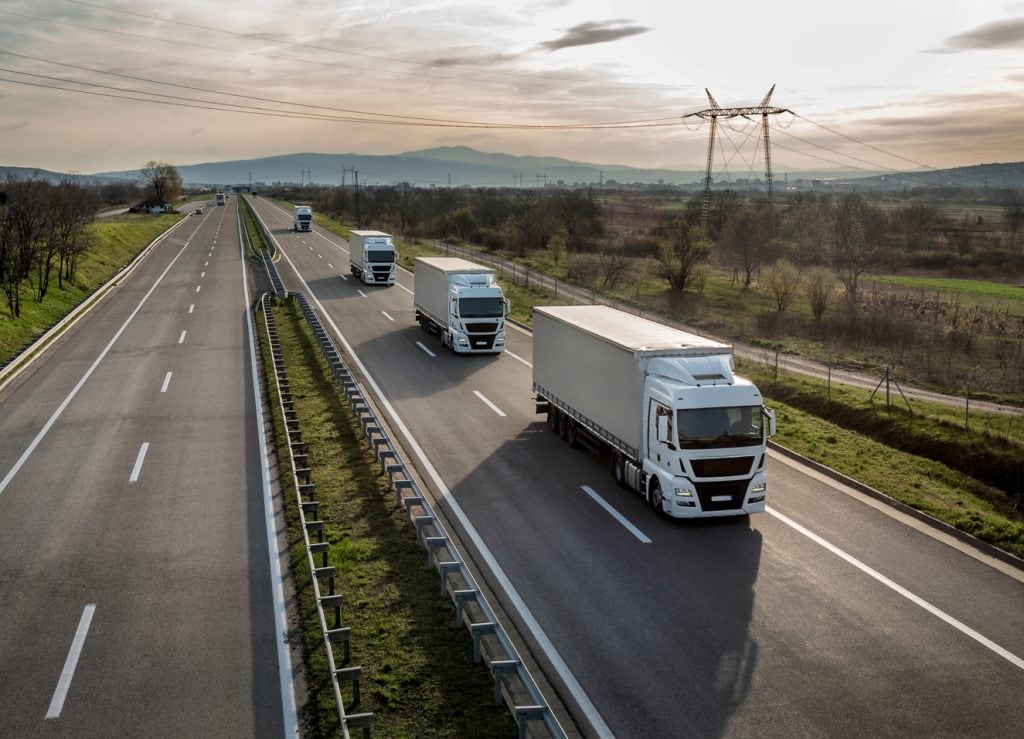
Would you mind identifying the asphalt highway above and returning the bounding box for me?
[0,200,294,736]
[249,196,1024,738]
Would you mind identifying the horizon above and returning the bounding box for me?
[2,1,1023,176]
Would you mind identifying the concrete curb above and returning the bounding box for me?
[0,214,192,393]
[768,440,1024,572]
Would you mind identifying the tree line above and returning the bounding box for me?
[0,178,98,317]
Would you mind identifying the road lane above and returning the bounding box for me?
[248,195,1024,737]
[0,201,292,736]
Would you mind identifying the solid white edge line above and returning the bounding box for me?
[237,207,299,736]
[473,390,507,417]
[766,506,1024,671]
[580,485,652,543]
[129,442,149,482]
[160,371,172,393]
[381,311,395,322]
[45,604,96,719]
[0,235,196,497]
[269,239,606,736]
[178,330,187,344]
[416,341,436,358]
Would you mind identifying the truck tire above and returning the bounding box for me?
[611,452,626,488]
[548,407,559,433]
[558,411,569,442]
[649,479,667,517]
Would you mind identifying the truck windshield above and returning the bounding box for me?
[297,214,312,221]
[677,406,763,448]
[459,297,504,318]
[367,250,395,263]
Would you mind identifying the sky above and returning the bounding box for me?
[0,0,1022,177]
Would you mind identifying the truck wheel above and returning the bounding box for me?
[547,407,559,433]
[611,453,626,488]
[558,412,569,442]
[649,480,667,517]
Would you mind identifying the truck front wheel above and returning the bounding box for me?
[649,479,667,517]
[611,452,626,488]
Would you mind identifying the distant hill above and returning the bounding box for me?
[9,148,1022,190]
[0,166,128,185]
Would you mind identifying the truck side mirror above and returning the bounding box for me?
[765,407,777,438]
[504,299,511,316]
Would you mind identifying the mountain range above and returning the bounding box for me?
[4,147,1023,190]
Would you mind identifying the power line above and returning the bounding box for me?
[794,113,933,170]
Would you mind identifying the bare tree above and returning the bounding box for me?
[718,206,773,287]
[1003,194,1024,248]
[652,216,711,292]
[597,248,632,289]
[139,161,182,207]
[805,266,837,321]
[827,194,887,299]
[0,179,47,317]
[763,259,802,313]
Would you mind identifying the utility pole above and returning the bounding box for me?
[354,170,361,228]
[685,85,791,226]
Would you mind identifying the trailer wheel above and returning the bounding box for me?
[611,452,626,488]
[547,407,559,433]
[649,479,667,517]
[558,412,569,442]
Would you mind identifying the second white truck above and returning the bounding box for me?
[533,305,775,518]
[348,230,398,285]
[293,205,313,232]
[413,256,509,353]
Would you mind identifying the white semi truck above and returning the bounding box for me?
[533,305,775,518]
[348,230,398,285]
[293,205,313,232]
[413,256,509,353]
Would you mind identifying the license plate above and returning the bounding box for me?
[711,495,732,502]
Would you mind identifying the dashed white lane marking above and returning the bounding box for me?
[129,442,150,482]
[160,372,172,393]
[178,330,187,344]
[581,485,652,543]
[473,390,506,417]
[327,263,334,269]
[188,304,195,314]
[381,311,395,322]
[340,275,348,281]
[416,341,436,357]
[45,604,96,719]
[357,289,368,298]
[200,271,205,278]
[317,254,323,259]
[195,285,201,293]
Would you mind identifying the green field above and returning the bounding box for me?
[875,275,1024,302]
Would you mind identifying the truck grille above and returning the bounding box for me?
[371,265,392,274]
[694,480,747,511]
[691,457,755,477]
[466,322,498,334]
[470,335,496,349]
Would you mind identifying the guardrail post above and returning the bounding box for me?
[490,660,519,706]
[469,621,496,663]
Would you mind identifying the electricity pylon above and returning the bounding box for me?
[685,85,791,225]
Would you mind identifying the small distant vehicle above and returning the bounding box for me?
[193,205,204,215]
[215,192,225,206]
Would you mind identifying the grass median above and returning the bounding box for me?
[257,297,514,738]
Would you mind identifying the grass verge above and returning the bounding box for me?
[257,297,515,737]
[0,214,184,366]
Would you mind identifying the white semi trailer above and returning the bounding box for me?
[533,305,775,518]
[293,205,313,232]
[348,230,398,285]
[413,256,508,353]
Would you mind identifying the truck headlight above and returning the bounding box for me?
[674,486,693,498]
[751,482,766,494]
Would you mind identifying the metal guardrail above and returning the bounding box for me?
[258,292,372,739]
[239,197,287,298]
[252,199,567,738]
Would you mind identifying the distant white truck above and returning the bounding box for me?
[348,230,398,285]
[413,256,508,353]
[293,205,313,232]
[215,192,225,206]
[533,305,775,517]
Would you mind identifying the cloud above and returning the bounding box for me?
[538,19,650,51]
[932,17,1024,52]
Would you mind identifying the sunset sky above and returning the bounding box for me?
[1,0,1022,177]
